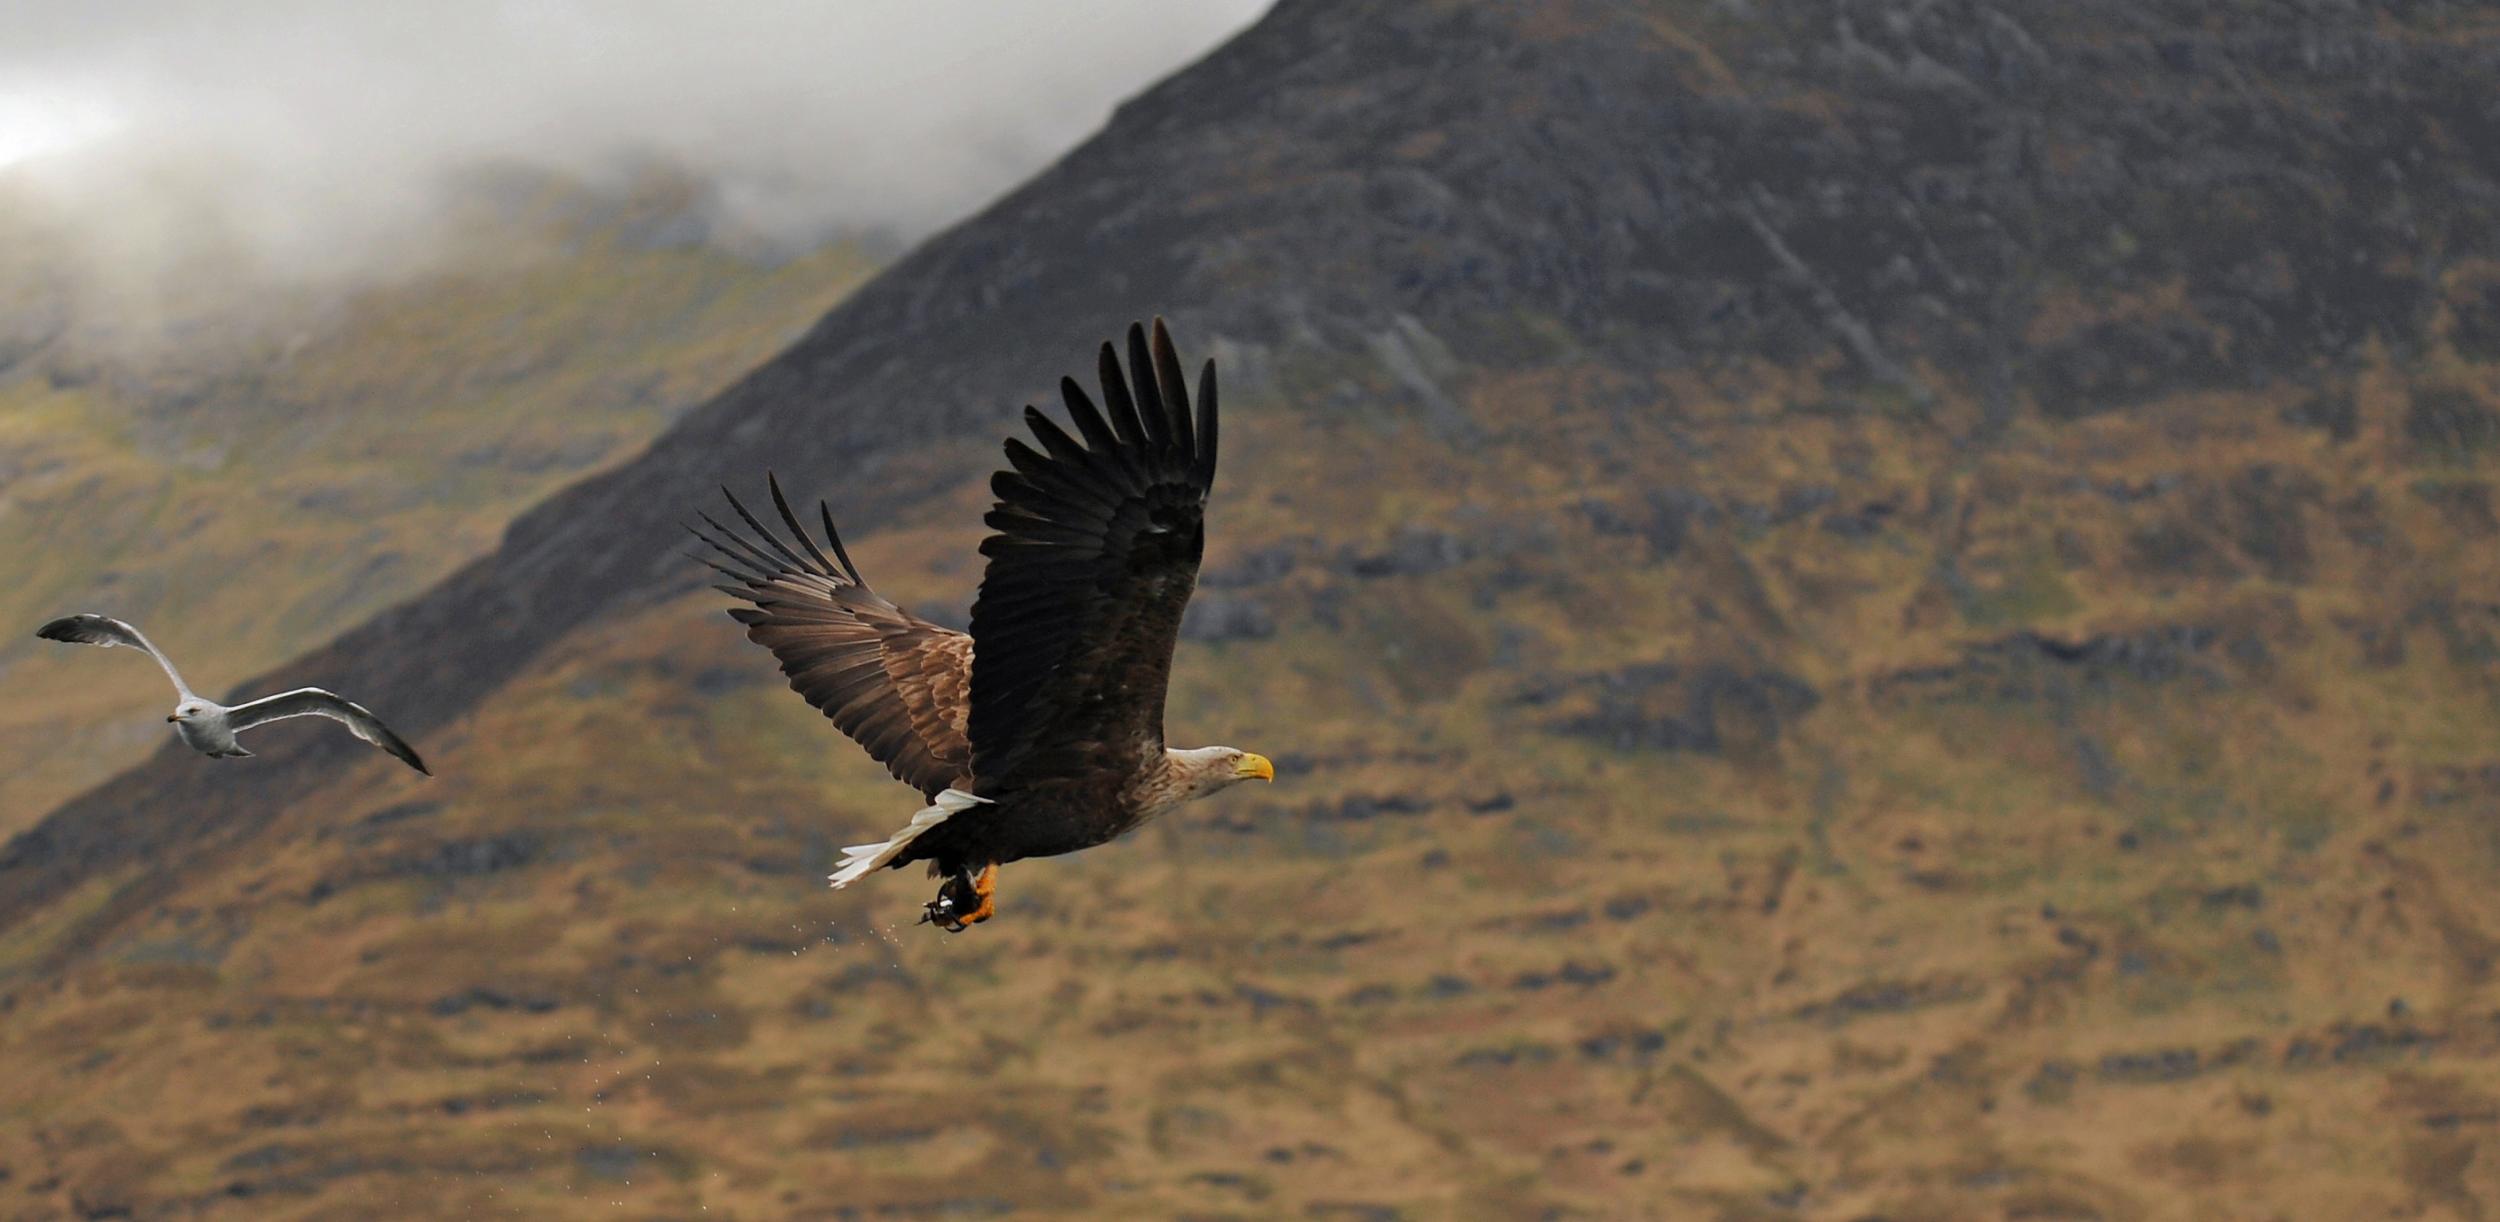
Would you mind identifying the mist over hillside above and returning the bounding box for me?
[4,0,2500,1216]
[0,3,1267,323]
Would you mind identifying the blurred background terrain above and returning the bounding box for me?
[3,0,2499,1217]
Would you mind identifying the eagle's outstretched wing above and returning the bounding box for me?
[227,687,430,776]
[964,318,1218,796]
[695,477,973,799]
[36,614,195,698]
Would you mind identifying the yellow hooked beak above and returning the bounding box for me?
[1236,752,1275,782]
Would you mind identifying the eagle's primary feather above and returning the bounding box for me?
[689,478,971,800]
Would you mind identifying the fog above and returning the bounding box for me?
[0,1,1271,288]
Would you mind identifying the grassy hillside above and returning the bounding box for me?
[0,173,876,827]
[2,325,2497,1216]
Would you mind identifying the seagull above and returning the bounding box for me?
[35,613,431,776]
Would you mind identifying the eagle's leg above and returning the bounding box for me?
[961,864,997,926]
[920,864,999,932]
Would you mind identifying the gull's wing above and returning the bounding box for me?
[227,688,431,776]
[36,613,194,697]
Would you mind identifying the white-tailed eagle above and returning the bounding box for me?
[694,320,1272,931]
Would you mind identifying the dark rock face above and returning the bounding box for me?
[1531,662,1821,755]
[1199,544,1300,589]
[2409,386,2500,460]
[1874,623,2228,704]
[1180,594,1279,643]
[392,835,543,879]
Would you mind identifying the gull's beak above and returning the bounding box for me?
[165,714,179,723]
[1236,753,1275,782]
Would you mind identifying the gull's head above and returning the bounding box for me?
[169,702,206,723]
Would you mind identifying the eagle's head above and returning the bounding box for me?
[1167,745,1275,800]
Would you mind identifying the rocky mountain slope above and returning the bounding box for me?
[4,0,2500,1216]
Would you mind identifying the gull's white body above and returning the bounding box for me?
[35,613,431,775]
[171,703,248,757]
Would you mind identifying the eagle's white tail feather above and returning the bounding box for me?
[827,788,991,890]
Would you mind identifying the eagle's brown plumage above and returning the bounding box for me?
[695,320,1272,930]
[693,482,972,799]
